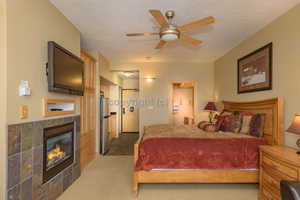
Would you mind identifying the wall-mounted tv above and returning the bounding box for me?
[47,41,84,96]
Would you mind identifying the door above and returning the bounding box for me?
[122,89,139,133]
[80,50,96,169]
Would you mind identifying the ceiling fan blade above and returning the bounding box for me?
[155,40,166,49]
[126,33,159,37]
[180,34,202,46]
[149,10,168,28]
[178,16,215,32]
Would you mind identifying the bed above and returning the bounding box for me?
[133,98,284,194]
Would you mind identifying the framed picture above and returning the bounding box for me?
[238,43,272,94]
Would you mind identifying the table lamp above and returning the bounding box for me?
[287,115,300,154]
[204,102,217,123]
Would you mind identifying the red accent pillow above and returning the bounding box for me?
[219,116,231,132]
[219,111,243,133]
[215,115,225,131]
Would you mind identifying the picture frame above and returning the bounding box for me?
[237,43,273,94]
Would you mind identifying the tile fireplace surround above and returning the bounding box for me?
[7,115,81,200]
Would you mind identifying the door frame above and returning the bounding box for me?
[169,80,198,125]
[80,50,97,169]
[121,88,139,134]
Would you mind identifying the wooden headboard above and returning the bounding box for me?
[223,98,284,145]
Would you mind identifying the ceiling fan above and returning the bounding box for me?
[126,10,215,49]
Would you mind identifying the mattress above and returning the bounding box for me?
[135,124,268,171]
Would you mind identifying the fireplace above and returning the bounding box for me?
[43,122,74,183]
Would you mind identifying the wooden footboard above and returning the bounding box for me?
[133,137,259,195]
[133,143,139,194]
[133,134,143,195]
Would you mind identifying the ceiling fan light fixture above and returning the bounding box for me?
[160,25,180,41]
[161,33,178,41]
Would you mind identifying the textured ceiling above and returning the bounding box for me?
[50,0,300,65]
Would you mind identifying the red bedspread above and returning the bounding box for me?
[135,137,268,171]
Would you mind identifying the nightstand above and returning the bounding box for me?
[260,146,300,200]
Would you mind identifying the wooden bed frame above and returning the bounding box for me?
[133,98,284,194]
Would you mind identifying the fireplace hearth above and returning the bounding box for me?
[43,122,74,183]
[7,116,81,200]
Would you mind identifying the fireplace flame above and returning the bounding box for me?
[47,144,66,161]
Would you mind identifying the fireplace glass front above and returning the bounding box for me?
[43,122,74,183]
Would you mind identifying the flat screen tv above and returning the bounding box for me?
[47,41,84,96]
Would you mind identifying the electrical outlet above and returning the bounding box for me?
[20,105,28,119]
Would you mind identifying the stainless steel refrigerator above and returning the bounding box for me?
[100,96,110,155]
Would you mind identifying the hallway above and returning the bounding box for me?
[107,133,139,156]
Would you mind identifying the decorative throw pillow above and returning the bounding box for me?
[239,112,253,134]
[197,121,218,132]
[219,111,242,133]
[217,110,233,132]
[249,114,266,137]
[203,124,217,132]
[197,121,211,130]
[227,111,243,133]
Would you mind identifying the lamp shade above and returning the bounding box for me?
[287,115,300,135]
[204,102,217,111]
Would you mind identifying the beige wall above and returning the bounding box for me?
[0,0,7,198]
[123,79,139,89]
[112,62,214,132]
[214,4,300,148]
[99,53,123,86]
[7,0,81,124]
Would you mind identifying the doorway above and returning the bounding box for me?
[121,89,139,133]
[172,82,195,126]
[105,71,140,156]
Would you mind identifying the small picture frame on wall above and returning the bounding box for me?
[237,43,273,94]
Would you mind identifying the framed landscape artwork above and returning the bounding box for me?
[238,43,273,94]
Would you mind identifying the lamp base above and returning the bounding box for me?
[209,111,214,123]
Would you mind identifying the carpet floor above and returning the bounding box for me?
[58,156,259,200]
[107,133,139,156]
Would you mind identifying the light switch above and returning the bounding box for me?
[20,105,28,119]
[19,80,31,96]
